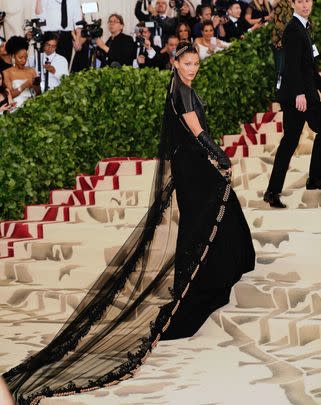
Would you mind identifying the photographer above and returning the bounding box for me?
[156,34,178,70]
[71,18,104,72]
[35,0,82,63]
[3,36,40,108]
[95,14,136,68]
[193,5,225,39]
[135,0,176,47]
[171,1,198,32]
[28,32,68,92]
[0,36,12,72]
[133,22,160,68]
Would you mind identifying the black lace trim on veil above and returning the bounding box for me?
[3,70,232,405]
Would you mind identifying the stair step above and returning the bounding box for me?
[243,208,321,232]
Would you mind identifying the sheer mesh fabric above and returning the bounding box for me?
[3,71,233,405]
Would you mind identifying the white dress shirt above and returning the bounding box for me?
[293,12,308,28]
[36,0,82,31]
[28,51,69,91]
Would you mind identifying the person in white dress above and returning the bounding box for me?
[194,20,230,60]
[3,36,40,108]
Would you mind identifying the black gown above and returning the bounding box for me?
[3,71,255,404]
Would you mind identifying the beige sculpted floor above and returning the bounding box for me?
[1,104,321,404]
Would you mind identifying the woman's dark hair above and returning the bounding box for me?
[176,22,191,41]
[175,41,199,60]
[5,36,29,55]
[201,20,214,31]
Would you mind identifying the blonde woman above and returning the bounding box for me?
[245,0,274,25]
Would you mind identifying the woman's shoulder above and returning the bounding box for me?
[172,80,194,114]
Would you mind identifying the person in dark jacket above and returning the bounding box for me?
[96,14,136,67]
[264,0,321,208]
[135,0,176,47]
[223,1,262,41]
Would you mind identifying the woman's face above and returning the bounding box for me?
[202,24,214,41]
[174,52,200,84]
[178,24,189,40]
[14,49,27,67]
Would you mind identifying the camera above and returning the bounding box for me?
[135,27,146,49]
[24,18,46,43]
[0,11,6,23]
[213,7,228,18]
[169,0,185,11]
[76,19,103,40]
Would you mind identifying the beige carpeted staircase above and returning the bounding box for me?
[1,103,321,405]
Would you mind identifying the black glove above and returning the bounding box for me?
[197,131,231,170]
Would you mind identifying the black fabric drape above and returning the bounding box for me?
[3,70,254,404]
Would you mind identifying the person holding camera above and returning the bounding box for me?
[0,36,12,72]
[223,1,263,41]
[135,0,176,47]
[28,32,68,92]
[172,1,198,32]
[95,14,136,68]
[133,22,160,68]
[156,34,179,70]
[35,0,82,64]
[3,35,40,108]
[192,4,226,39]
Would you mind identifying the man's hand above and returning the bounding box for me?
[43,64,56,74]
[96,37,109,53]
[213,15,220,28]
[144,39,151,49]
[147,4,157,16]
[296,94,307,112]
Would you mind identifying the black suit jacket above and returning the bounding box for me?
[98,33,136,67]
[279,16,321,105]
[223,18,250,42]
[134,1,176,46]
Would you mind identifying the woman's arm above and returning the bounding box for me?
[183,111,231,171]
[182,111,203,137]
[0,377,14,405]
[245,7,262,25]
[3,70,33,98]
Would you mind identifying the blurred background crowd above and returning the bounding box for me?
[0,0,292,113]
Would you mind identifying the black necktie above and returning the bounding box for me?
[61,0,68,29]
[44,57,50,91]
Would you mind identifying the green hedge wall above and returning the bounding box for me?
[0,27,275,220]
[312,0,321,65]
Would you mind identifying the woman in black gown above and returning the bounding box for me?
[3,42,255,404]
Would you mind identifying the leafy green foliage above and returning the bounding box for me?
[311,0,321,66]
[0,27,274,220]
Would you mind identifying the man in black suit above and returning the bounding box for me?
[135,0,176,47]
[264,0,321,208]
[223,1,262,42]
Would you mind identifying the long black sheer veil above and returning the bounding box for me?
[3,64,232,405]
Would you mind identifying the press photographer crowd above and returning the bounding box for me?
[0,0,289,114]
